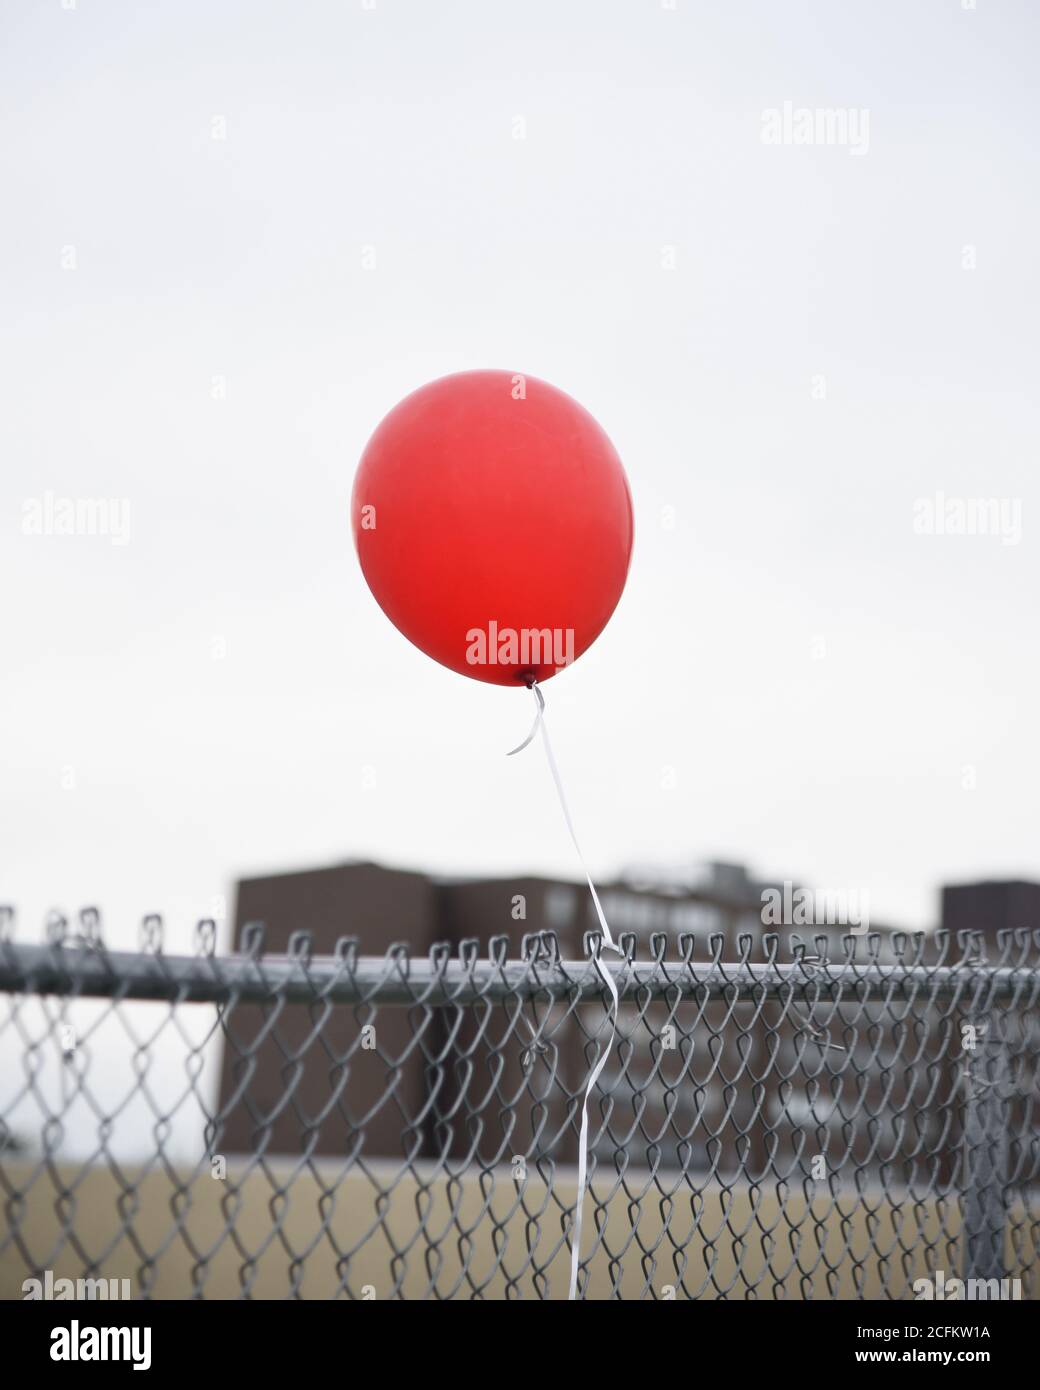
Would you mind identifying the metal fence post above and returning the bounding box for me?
[961,1010,1010,1284]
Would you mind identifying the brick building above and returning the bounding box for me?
[214,863,1037,1190]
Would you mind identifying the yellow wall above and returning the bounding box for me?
[0,1161,1029,1301]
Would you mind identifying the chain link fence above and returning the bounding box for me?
[1,911,1038,1300]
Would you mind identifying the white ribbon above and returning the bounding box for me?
[508,681,622,1301]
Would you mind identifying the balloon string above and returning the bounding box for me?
[508,680,622,1301]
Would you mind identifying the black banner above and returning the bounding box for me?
[13,1295,1032,1373]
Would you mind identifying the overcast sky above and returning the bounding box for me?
[2,0,1038,953]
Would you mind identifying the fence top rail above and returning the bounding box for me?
[1,930,1039,1006]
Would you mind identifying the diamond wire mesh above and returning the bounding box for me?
[0,909,1038,1300]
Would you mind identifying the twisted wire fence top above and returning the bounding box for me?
[1,910,1038,1300]
[3,914,1039,1002]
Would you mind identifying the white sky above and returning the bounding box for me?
[2,0,1038,951]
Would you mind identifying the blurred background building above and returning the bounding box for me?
[216,861,1040,1190]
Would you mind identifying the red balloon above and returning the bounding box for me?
[352,370,633,686]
